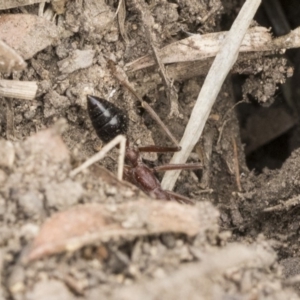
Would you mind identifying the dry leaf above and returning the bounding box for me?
[26,201,218,261]
[0,14,59,60]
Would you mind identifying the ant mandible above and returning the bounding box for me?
[87,95,201,205]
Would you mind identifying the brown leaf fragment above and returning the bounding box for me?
[26,204,121,262]
[0,39,26,73]
[0,14,59,60]
[26,201,218,262]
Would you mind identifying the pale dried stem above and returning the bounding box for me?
[109,62,180,148]
[116,0,129,43]
[0,80,38,100]
[126,25,300,72]
[165,52,274,81]
[38,2,46,16]
[70,135,127,180]
[0,0,48,9]
[161,0,262,190]
[133,0,180,118]
[263,195,300,212]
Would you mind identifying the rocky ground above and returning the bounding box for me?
[1,0,300,299]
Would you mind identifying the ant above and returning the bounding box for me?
[85,95,202,205]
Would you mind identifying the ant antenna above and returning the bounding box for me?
[107,60,181,151]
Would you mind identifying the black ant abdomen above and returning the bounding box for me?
[85,94,198,205]
[87,95,128,143]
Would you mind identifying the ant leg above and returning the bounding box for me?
[165,190,195,205]
[154,163,202,172]
[138,145,181,153]
[70,135,127,180]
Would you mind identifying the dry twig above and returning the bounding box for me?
[70,135,126,181]
[133,0,180,118]
[116,0,129,43]
[165,51,275,81]
[125,25,300,72]
[217,100,245,146]
[263,195,300,212]
[162,0,262,190]
[0,80,37,100]
[108,61,180,148]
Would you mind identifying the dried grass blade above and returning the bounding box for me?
[161,0,262,190]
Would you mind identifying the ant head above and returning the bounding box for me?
[125,148,139,167]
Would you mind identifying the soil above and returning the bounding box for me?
[1,0,300,299]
